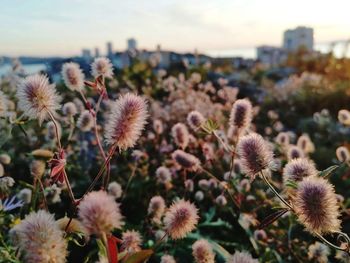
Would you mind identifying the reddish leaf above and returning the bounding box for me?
[84,80,97,88]
[50,162,65,177]
[259,208,289,229]
[107,235,119,263]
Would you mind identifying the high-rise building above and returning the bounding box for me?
[107,42,113,57]
[127,38,137,50]
[82,49,92,61]
[95,47,100,58]
[283,26,314,52]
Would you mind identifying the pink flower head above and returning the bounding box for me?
[105,93,148,150]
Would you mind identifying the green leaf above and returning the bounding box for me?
[206,240,231,260]
[124,249,153,263]
[319,165,339,178]
[204,207,216,222]
[201,119,219,134]
[285,180,298,189]
[96,239,107,257]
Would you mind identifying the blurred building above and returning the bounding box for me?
[257,46,287,67]
[107,42,113,57]
[82,49,92,62]
[94,47,100,58]
[283,26,314,52]
[127,38,137,51]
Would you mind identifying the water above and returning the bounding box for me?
[0,63,47,77]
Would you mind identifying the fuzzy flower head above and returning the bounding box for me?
[0,176,15,196]
[297,134,315,154]
[104,93,148,150]
[336,146,350,163]
[30,160,46,179]
[308,241,330,263]
[77,110,94,132]
[215,195,227,206]
[229,99,253,132]
[192,239,215,263]
[153,119,164,134]
[121,230,143,253]
[148,195,166,223]
[171,123,189,149]
[338,109,350,126]
[61,62,85,91]
[156,166,172,184]
[227,251,259,263]
[91,57,114,78]
[11,210,67,263]
[164,199,199,240]
[283,158,318,183]
[275,132,290,146]
[78,190,123,236]
[161,255,177,263]
[17,74,61,124]
[107,181,123,199]
[17,188,32,204]
[236,133,275,180]
[187,111,205,130]
[46,120,62,141]
[62,102,78,116]
[172,150,201,172]
[287,145,304,160]
[0,153,11,165]
[293,176,341,234]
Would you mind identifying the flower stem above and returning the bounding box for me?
[47,110,62,150]
[315,232,350,253]
[121,164,137,201]
[260,171,294,211]
[81,144,118,198]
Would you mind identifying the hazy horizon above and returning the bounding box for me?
[1,0,350,58]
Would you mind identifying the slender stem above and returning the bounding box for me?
[78,90,89,106]
[81,144,118,199]
[153,232,168,250]
[67,116,75,141]
[315,232,350,253]
[202,168,239,209]
[121,164,137,201]
[63,170,76,203]
[47,110,62,150]
[213,130,232,152]
[260,171,294,211]
[37,179,48,211]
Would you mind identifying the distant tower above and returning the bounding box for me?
[283,26,314,52]
[82,49,92,61]
[194,48,199,65]
[107,42,113,57]
[95,47,100,58]
[127,38,137,50]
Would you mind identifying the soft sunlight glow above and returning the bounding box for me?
[1,0,350,56]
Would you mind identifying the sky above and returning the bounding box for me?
[1,0,350,58]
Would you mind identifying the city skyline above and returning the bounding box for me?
[1,0,350,58]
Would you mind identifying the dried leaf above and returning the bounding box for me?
[123,249,153,263]
[259,208,289,229]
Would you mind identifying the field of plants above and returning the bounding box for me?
[0,54,350,263]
